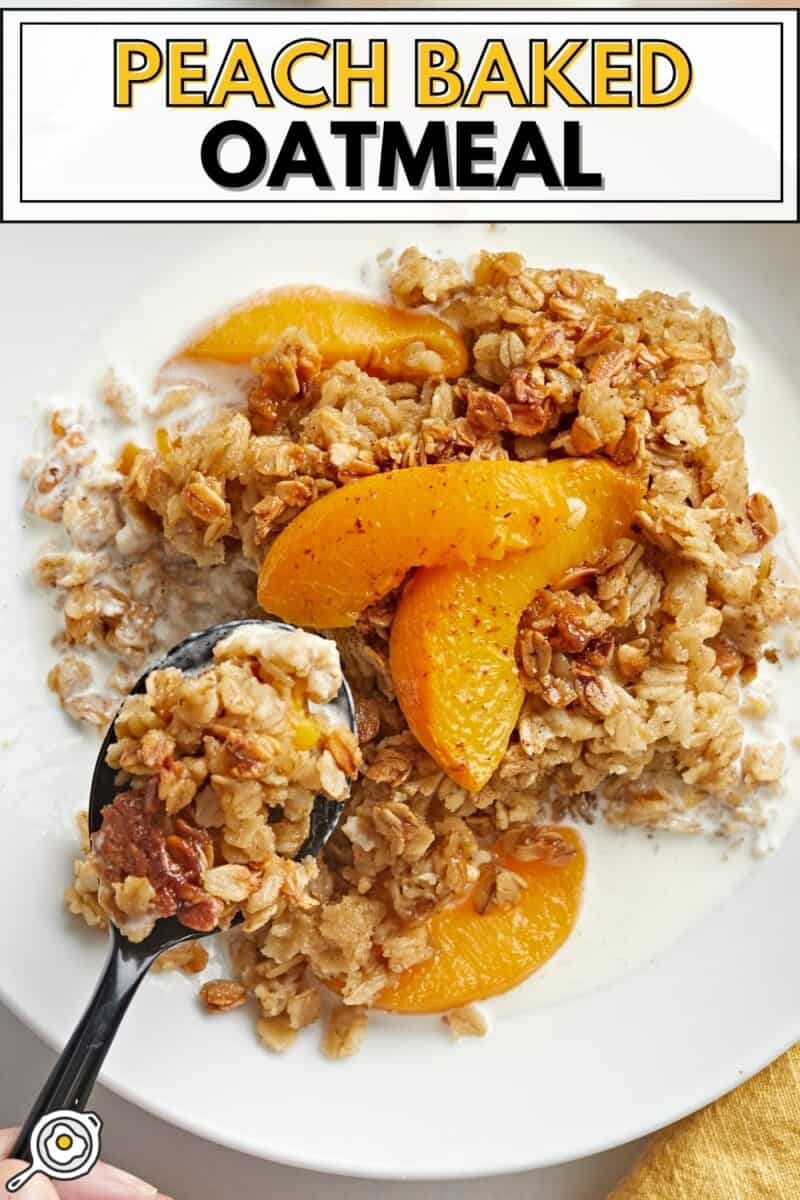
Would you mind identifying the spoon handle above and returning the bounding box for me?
[10,932,153,1162]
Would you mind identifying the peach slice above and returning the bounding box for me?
[376,827,585,1013]
[389,470,641,791]
[258,459,631,629]
[178,286,469,381]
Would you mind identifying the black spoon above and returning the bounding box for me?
[11,619,356,1165]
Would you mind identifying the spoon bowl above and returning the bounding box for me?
[88,618,356,956]
[11,618,357,1165]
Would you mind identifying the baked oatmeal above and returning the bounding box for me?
[25,247,797,1053]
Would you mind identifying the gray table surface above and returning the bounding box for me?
[0,1003,645,1199]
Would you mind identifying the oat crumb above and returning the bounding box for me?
[257,1014,297,1053]
[153,943,209,974]
[740,692,773,720]
[100,367,137,423]
[443,1005,488,1040]
[200,979,249,1012]
[742,743,785,787]
[322,1005,368,1060]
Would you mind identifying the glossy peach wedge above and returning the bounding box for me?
[178,285,469,381]
[389,467,641,791]
[258,459,628,629]
[377,828,585,1014]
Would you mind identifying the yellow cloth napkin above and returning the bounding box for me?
[608,1045,800,1199]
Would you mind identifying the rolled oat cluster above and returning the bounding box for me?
[69,626,359,943]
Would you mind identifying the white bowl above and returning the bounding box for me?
[1,221,799,1178]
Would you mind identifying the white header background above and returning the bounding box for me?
[1,7,797,221]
